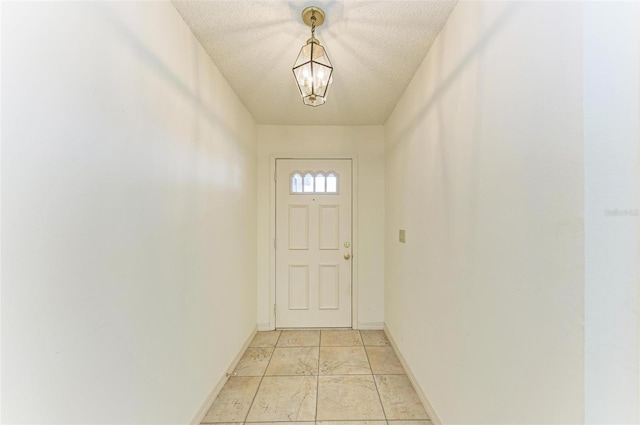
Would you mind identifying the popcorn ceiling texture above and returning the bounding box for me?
[173,1,457,125]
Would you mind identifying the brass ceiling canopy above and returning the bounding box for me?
[301,6,325,27]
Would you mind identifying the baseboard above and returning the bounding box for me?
[384,323,442,425]
[190,325,257,425]
[357,321,385,330]
[257,322,273,331]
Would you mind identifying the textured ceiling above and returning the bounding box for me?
[173,1,457,125]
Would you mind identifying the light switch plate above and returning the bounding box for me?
[399,229,406,243]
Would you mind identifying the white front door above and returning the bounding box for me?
[275,159,352,328]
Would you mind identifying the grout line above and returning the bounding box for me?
[371,374,389,422]
[242,419,318,425]
[242,331,282,423]
[272,345,321,348]
[242,419,398,425]
[362,331,389,421]
[315,331,322,421]
[242,421,400,424]
[321,341,365,347]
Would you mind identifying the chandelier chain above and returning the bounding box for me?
[311,10,316,38]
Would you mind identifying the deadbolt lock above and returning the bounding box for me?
[344,242,350,248]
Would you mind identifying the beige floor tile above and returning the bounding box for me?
[202,423,242,425]
[246,423,312,425]
[277,330,320,347]
[319,347,371,375]
[246,376,317,421]
[388,421,432,425]
[366,346,405,374]
[201,377,261,423]
[317,422,387,425]
[374,375,429,420]
[360,330,391,347]
[265,347,319,376]
[249,331,281,348]
[234,347,273,376]
[320,330,363,347]
[317,375,385,420]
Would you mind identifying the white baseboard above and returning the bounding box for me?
[190,325,257,425]
[384,323,442,425]
[357,321,385,330]
[257,322,273,331]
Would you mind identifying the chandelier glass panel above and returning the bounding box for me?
[293,7,333,107]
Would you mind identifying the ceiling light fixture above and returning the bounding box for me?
[292,6,333,107]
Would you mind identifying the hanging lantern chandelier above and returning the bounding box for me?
[292,6,333,107]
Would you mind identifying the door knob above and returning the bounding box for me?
[344,253,351,260]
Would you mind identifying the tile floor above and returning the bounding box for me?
[201,329,431,424]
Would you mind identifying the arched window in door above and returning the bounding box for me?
[290,171,339,194]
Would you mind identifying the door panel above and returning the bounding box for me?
[319,265,339,310]
[288,265,309,310]
[275,159,352,328]
[319,205,339,249]
[289,205,309,249]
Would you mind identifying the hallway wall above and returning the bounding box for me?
[584,2,640,423]
[384,2,585,424]
[2,2,257,424]
[256,126,385,330]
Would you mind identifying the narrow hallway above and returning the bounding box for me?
[202,330,429,423]
[3,1,639,424]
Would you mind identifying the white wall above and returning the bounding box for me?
[256,126,385,329]
[1,2,257,424]
[384,2,585,424]
[584,2,640,423]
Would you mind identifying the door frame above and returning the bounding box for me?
[269,153,359,330]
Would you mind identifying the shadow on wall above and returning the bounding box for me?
[386,1,520,245]
[388,2,520,146]
[91,2,258,255]
[92,2,257,200]
[94,2,252,152]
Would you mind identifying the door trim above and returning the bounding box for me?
[269,153,359,330]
